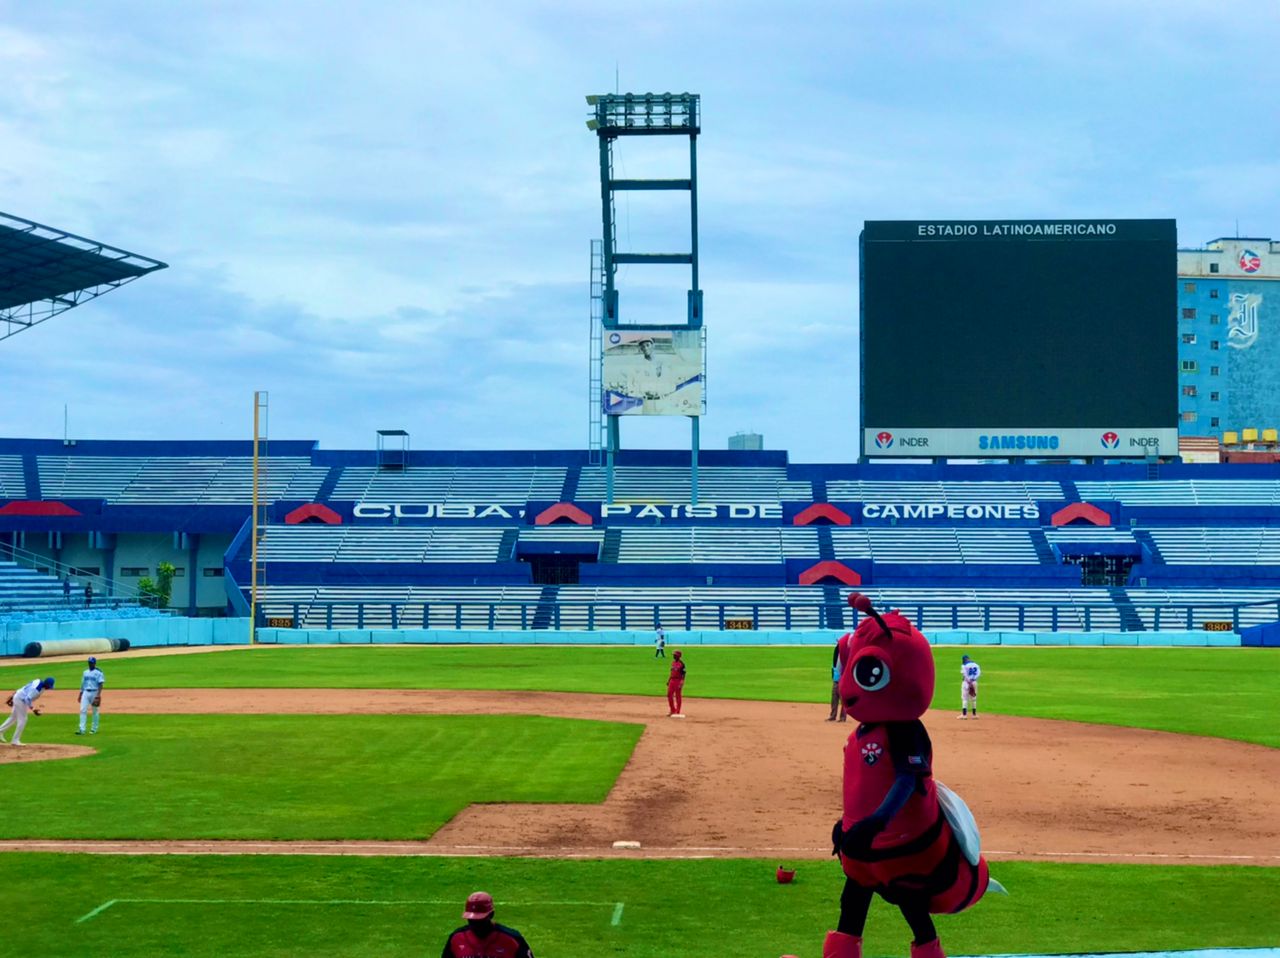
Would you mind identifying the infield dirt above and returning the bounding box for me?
[6,687,1278,865]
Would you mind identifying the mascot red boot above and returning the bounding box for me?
[824,593,1002,958]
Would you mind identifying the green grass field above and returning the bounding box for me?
[5,645,1276,746]
[13,855,1280,958]
[1,644,1276,956]
[0,714,641,840]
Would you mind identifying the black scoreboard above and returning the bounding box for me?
[860,219,1177,458]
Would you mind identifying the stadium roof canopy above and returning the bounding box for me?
[0,211,168,342]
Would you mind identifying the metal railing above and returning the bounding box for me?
[254,598,1280,634]
[0,541,148,612]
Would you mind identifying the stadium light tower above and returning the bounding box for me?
[587,92,705,503]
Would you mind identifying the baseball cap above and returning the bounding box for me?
[88,657,97,667]
[42,677,55,688]
[463,892,494,920]
[672,650,682,658]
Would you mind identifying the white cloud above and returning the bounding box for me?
[0,1,1278,460]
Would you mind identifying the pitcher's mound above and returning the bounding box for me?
[0,744,95,765]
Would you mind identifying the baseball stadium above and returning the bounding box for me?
[1,94,1279,958]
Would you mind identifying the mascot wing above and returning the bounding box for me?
[935,781,1008,895]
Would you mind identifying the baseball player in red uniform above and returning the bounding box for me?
[441,891,534,958]
[824,594,999,958]
[666,649,686,716]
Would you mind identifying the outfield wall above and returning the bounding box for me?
[0,618,1247,656]
[0,616,247,657]
[253,627,1240,648]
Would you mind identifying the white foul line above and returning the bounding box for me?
[76,897,623,924]
[76,900,118,924]
[985,849,1280,862]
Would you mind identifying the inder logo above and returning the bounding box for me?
[1100,431,1120,449]
[1239,249,1262,273]
[875,431,893,449]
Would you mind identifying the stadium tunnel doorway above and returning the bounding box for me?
[1061,553,1137,587]
[515,541,599,586]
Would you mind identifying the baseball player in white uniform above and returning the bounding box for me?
[959,654,981,719]
[77,657,105,735]
[0,677,55,746]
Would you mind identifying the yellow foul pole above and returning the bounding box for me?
[249,391,265,644]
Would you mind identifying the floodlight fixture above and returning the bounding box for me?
[585,92,699,137]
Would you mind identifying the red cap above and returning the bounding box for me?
[463,891,494,920]
[672,650,682,658]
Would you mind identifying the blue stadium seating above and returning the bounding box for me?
[0,457,24,499]
[331,466,565,504]
[0,561,66,612]
[39,454,327,504]
[3,439,1280,633]
[577,466,812,502]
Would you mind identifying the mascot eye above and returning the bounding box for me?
[853,656,891,691]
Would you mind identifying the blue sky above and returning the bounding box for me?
[1,1,1278,460]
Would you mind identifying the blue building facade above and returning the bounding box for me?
[1177,237,1280,439]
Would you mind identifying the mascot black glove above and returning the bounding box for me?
[840,814,886,858]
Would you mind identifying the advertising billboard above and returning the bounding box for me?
[602,329,703,416]
[861,219,1178,458]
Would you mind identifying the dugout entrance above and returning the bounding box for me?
[1060,553,1136,587]
[516,540,600,586]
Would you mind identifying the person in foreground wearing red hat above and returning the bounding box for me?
[666,649,687,716]
[441,891,534,958]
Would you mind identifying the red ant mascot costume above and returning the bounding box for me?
[824,593,1000,958]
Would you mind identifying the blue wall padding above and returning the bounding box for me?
[1240,621,1280,647]
[242,628,1236,648]
[1,618,1241,656]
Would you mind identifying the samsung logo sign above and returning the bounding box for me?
[978,434,1060,451]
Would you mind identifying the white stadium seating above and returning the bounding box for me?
[38,456,327,504]
[825,480,1063,505]
[330,467,566,504]
[576,466,812,502]
[0,457,25,498]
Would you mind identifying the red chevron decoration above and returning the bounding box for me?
[792,503,853,526]
[534,502,593,526]
[284,503,343,525]
[1050,503,1111,527]
[799,560,862,586]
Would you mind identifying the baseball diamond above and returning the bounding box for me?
[3,8,1280,955]
[0,643,1277,956]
